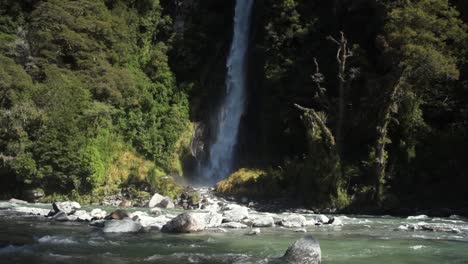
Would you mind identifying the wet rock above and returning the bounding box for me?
[103,219,142,233]
[328,216,344,226]
[222,204,249,223]
[280,214,307,228]
[107,209,130,220]
[139,215,171,230]
[295,228,307,233]
[149,193,175,209]
[203,211,223,228]
[221,222,248,229]
[118,200,132,207]
[73,210,92,221]
[161,213,205,233]
[312,214,329,224]
[247,228,261,235]
[14,206,51,216]
[52,201,81,215]
[281,235,321,264]
[249,214,275,227]
[52,211,69,221]
[90,208,107,220]
[8,198,28,205]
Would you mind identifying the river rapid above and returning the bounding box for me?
[1,203,467,264]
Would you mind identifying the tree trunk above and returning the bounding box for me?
[372,74,406,203]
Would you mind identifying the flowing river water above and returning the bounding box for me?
[1,203,468,264]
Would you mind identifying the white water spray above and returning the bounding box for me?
[200,0,254,184]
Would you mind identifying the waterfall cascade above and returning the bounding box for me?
[199,0,254,184]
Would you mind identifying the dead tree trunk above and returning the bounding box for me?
[372,73,407,202]
[328,32,352,155]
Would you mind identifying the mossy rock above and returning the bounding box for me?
[215,168,283,199]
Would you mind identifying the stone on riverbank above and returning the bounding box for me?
[280,214,307,228]
[203,211,223,228]
[222,204,249,223]
[244,214,275,227]
[107,209,129,220]
[73,210,92,221]
[161,213,205,233]
[221,222,248,229]
[149,193,175,209]
[281,235,321,264]
[90,209,107,220]
[14,206,51,216]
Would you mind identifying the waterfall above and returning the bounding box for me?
[200,0,254,184]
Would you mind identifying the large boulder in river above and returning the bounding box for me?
[281,235,321,264]
[222,204,249,223]
[280,214,307,228]
[148,193,175,208]
[103,219,142,233]
[52,201,81,215]
[161,213,205,233]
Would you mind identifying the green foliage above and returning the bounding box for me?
[0,0,189,200]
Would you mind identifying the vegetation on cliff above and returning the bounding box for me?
[1,0,467,211]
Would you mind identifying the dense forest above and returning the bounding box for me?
[1,0,467,213]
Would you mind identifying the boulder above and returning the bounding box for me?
[222,204,249,223]
[103,219,142,233]
[90,208,107,220]
[14,206,51,216]
[159,197,175,209]
[203,212,223,228]
[328,216,343,226]
[52,201,81,215]
[221,222,248,229]
[118,200,132,207]
[312,214,330,224]
[249,214,275,227]
[52,211,70,221]
[281,235,321,264]
[106,209,129,220]
[135,214,171,230]
[148,193,174,208]
[73,210,92,221]
[161,213,205,233]
[280,214,307,228]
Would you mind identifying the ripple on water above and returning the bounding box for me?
[0,245,33,255]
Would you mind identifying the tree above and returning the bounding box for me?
[370,0,467,203]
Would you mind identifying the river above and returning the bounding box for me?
[1,203,467,264]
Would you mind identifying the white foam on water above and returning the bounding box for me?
[37,235,77,245]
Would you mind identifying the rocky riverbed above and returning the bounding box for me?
[1,188,468,263]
